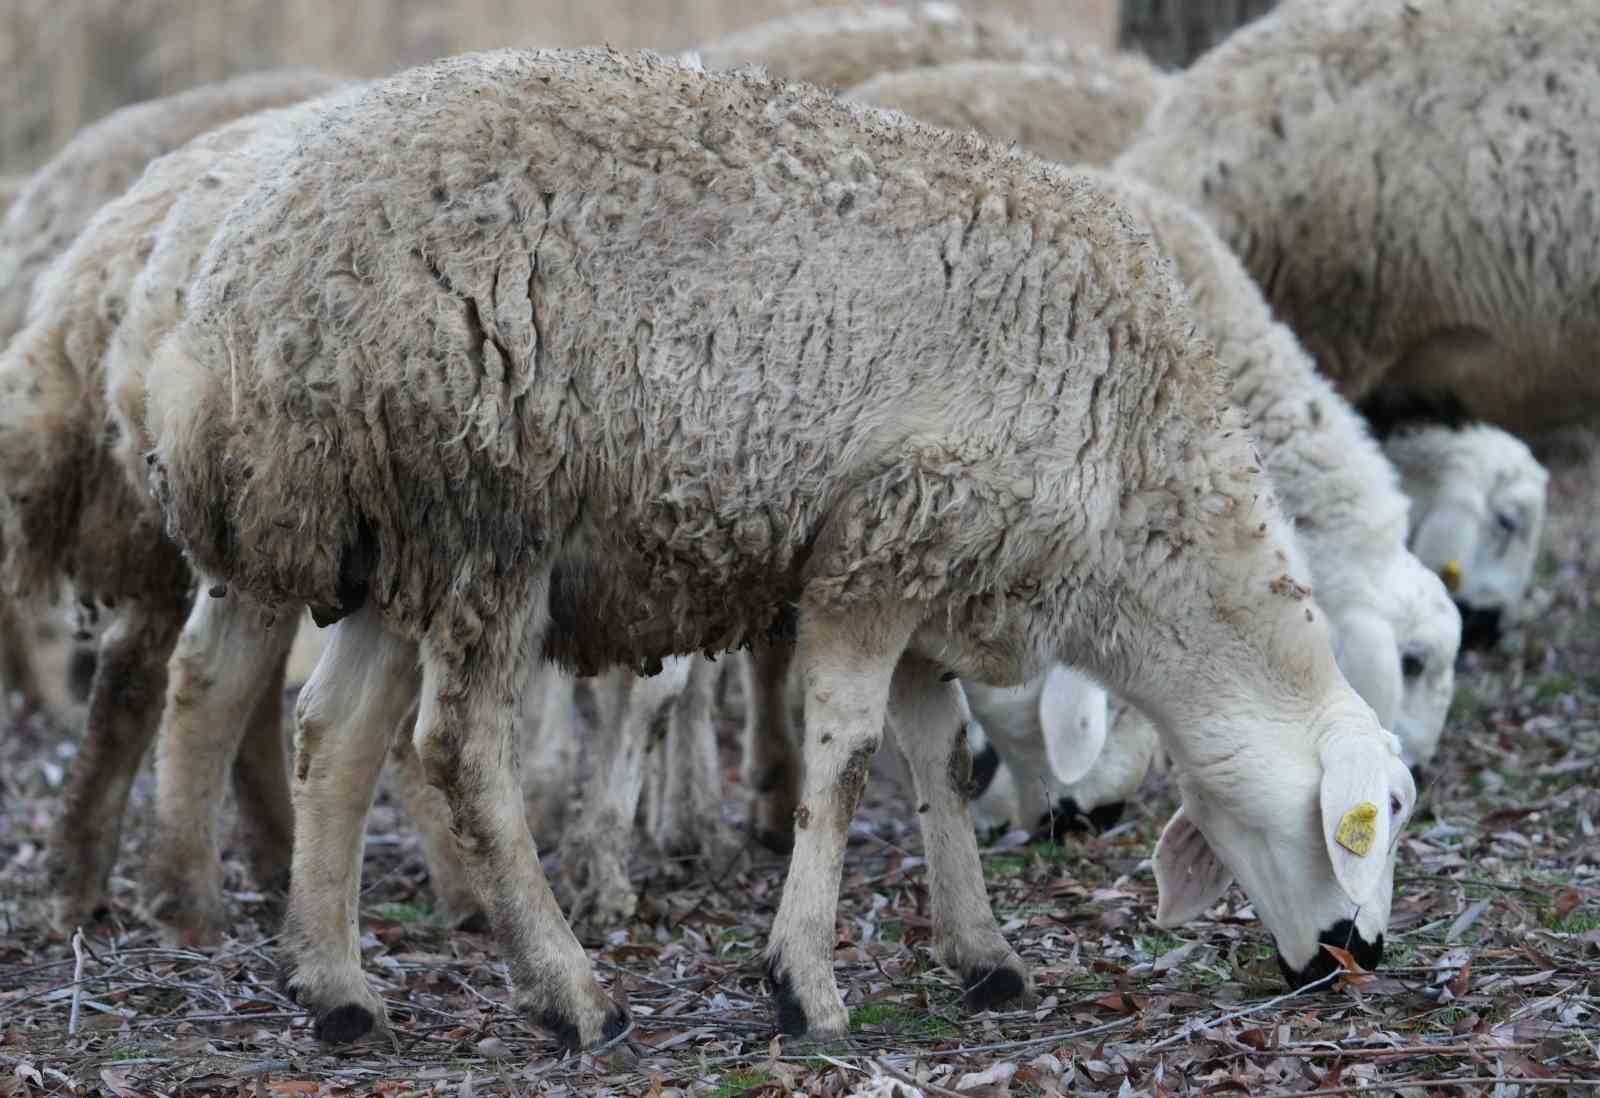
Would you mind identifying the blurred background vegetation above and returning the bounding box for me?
[2,0,1276,175]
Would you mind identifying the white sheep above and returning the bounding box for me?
[0,71,341,718]
[0,75,345,935]
[845,55,1167,169]
[695,2,1128,91]
[140,48,1413,1050]
[1383,424,1550,652]
[1115,0,1600,439]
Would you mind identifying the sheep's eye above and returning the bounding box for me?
[1390,794,1403,816]
[1496,512,1519,535]
[1402,653,1426,679]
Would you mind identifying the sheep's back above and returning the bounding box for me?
[159,48,1223,667]
[1117,0,1600,432]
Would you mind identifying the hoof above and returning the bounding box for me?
[752,826,795,855]
[764,957,847,1040]
[535,1001,631,1052]
[146,889,227,950]
[961,960,1029,1013]
[314,1002,377,1044]
[453,910,490,935]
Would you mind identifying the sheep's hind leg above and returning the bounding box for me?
[764,605,917,1040]
[415,581,625,1051]
[559,658,691,931]
[888,656,1032,1012]
[46,598,187,933]
[0,595,44,718]
[280,607,419,1044]
[646,654,742,874]
[144,590,299,946]
[743,639,802,853]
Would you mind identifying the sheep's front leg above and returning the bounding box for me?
[145,590,299,946]
[888,657,1032,1011]
[764,608,913,1039]
[415,589,625,1051]
[280,608,419,1044]
[559,658,690,930]
[46,598,186,932]
[646,655,740,870]
[743,639,802,852]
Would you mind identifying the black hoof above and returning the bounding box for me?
[314,1003,376,1044]
[766,959,809,1036]
[753,827,795,855]
[454,910,490,935]
[962,963,1026,1012]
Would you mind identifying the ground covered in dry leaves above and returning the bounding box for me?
[2,440,1598,1097]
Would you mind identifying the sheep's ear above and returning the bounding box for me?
[1319,732,1407,906]
[1331,610,1402,730]
[1153,804,1234,927]
[1038,664,1108,784]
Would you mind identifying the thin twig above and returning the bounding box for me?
[872,1058,968,1098]
[66,928,85,1037]
[1145,965,1343,1052]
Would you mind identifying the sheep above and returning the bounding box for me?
[0,76,345,934]
[1114,0,1600,439]
[845,55,1167,168]
[1382,424,1550,652]
[0,71,342,718]
[138,47,1414,1048]
[695,2,1127,91]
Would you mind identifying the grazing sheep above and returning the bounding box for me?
[845,55,1167,168]
[141,48,1414,1049]
[1383,424,1550,652]
[1115,0,1600,438]
[0,71,341,718]
[696,2,1123,91]
[0,77,344,934]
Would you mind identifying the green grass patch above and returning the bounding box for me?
[1447,685,1484,725]
[368,899,434,923]
[849,1003,957,1037]
[1543,909,1600,933]
[1533,673,1576,704]
[712,1070,770,1097]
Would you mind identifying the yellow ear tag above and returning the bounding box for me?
[1440,559,1463,594]
[1335,802,1379,856]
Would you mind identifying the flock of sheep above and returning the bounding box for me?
[0,0,1583,1058]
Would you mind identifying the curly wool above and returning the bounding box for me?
[1115,0,1600,435]
[0,70,345,351]
[0,75,344,604]
[846,56,1167,168]
[695,3,1129,92]
[146,47,1305,700]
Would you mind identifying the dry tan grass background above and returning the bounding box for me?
[1,0,1121,174]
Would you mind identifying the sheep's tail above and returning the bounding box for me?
[0,322,89,599]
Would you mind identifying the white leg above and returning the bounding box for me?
[520,659,580,847]
[280,608,420,1043]
[559,657,691,929]
[887,657,1031,1009]
[646,655,740,870]
[146,590,299,946]
[386,700,483,928]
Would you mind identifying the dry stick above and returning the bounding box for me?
[1297,1077,1600,1096]
[1144,963,1344,1052]
[66,928,86,1036]
[872,1057,968,1098]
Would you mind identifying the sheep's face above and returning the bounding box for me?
[1388,555,1461,768]
[1405,461,1549,651]
[1152,701,1415,989]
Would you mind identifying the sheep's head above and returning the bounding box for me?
[1387,555,1460,767]
[1152,694,1415,989]
[1390,427,1549,650]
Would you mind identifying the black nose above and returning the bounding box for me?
[1277,919,1384,989]
[1455,602,1502,650]
[1037,798,1125,841]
